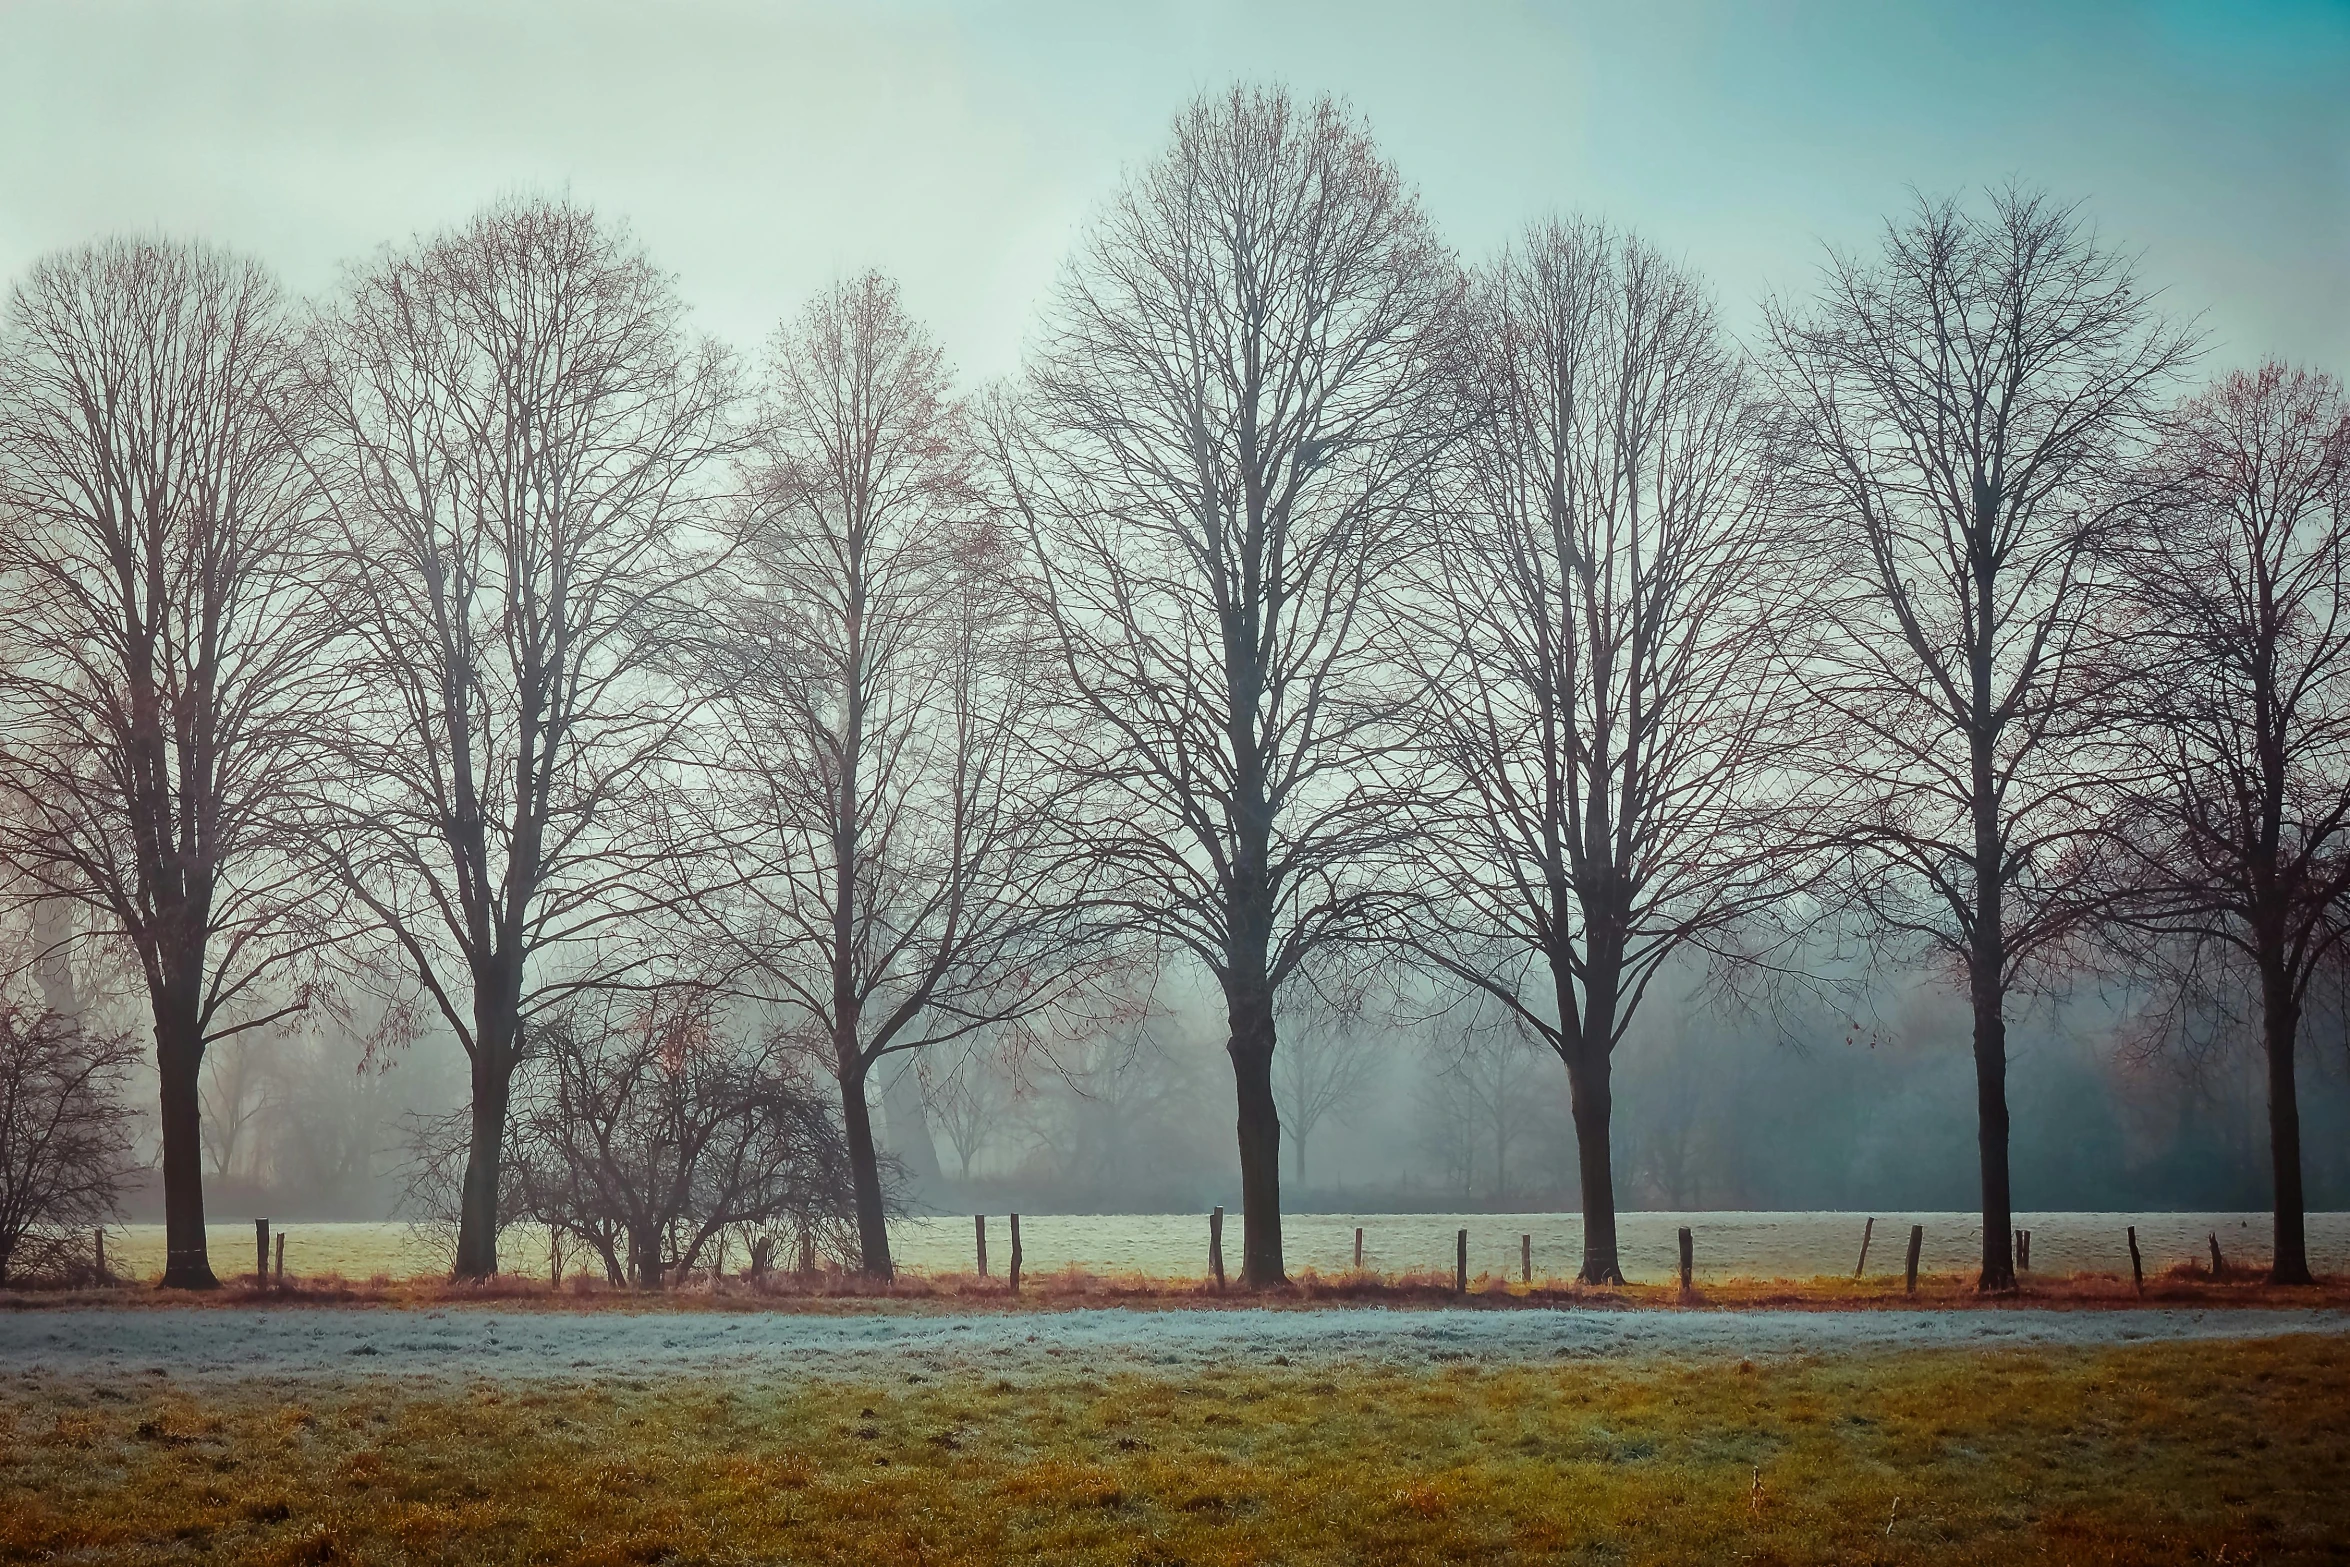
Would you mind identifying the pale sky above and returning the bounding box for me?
[2,0,2344,382]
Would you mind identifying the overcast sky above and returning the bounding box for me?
[2,0,2343,382]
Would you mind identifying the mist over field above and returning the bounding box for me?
[115,964,2350,1227]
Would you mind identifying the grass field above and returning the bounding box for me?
[4,1334,2345,1564]
[12,1258,2347,1314]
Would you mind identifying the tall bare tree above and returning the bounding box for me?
[0,240,333,1288]
[1767,188,2194,1289]
[1404,220,1800,1282]
[310,199,736,1280]
[990,86,1459,1284]
[698,273,1089,1277]
[2103,362,2350,1285]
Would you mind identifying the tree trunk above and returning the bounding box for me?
[154,1001,215,1290]
[1566,1047,1624,1285]
[453,1045,512,1281]
[1969,964,2016,1292]
[2261,960,2312,1285]
[841,1055,892,1279]
[1224,984,1285,1286]
[1965,612,2018,1294]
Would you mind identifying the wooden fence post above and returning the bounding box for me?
[255,1219,269,1284]
[1854,1217,1874,1277]
[1354,1226,1364,1271]
[2127,1226,2143,1292]
[93,1228,104,1281]
[1210,1207,1225,1290]
[2208,1232,2224,1279]
[2020,1230,2031,1270]
[274,1232,285,1287]
[974,1215,988,1278]
[1455,1229,1468,1294]
[1009,1213,1023,1296]
[1678,1227,1694,1293]
[1521,1233,1532,1286]
[1904,1224,1923,1294]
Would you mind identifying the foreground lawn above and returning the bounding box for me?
[3,1337,2345,1564]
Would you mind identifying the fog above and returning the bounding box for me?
[122,966,2350,1224]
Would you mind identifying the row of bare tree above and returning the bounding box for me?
[1,85,2341,1295]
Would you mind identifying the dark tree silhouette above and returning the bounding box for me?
[0,239,334,1288]
[310,199,737,1280]
[990,86,1460,1284]
[2103,362,2350,1285]
[1405,220,1802,1283]
[697,274,1092,1278]
[1767,188,2194,1290]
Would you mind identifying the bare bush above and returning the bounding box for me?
[0,1005,138,1285]
[504,990,860,1287]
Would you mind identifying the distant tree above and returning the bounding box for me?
[696,273,1091,1278]
[1414,1013,1549,1206]
[990,86,1461,1283]
[267,1033,405,1214]
[929,1041,1015,1182]
[504,988,858,1288]
[1271,1001,1380,1187]
[0,239,336,1288]
[1405,220,1801,1282]
[2102,362,2350,1285]
[0,1005,138,1285]
[1767,187,2195,1289]
[309,198,737,1281]
[199,1032,279,1181]
[1032,1006,1217,1208]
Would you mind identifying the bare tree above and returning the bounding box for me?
[505,988,858,1287]
[877,1053,945,1195]
[1404,220,1801,1282]
[2102,363,2350,1284]
[0,1004,138,1284]
[929,1039,1014,1181]
[1414,1012,1549,1207]
[1767,187,2195,1289]
[198,1032,279,1180]
[310,198,737,1280]
[1271,1000,1379,1186]
[697,273,1091,1277]
[990,86,1460,1283]
[1027,1003,1217,1207]
[0,239,335,1288]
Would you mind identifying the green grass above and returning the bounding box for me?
[5,1336,2347,1563]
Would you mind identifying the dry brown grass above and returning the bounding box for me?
[7,1262,2344,1315]
[3,1335,2346,1563]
